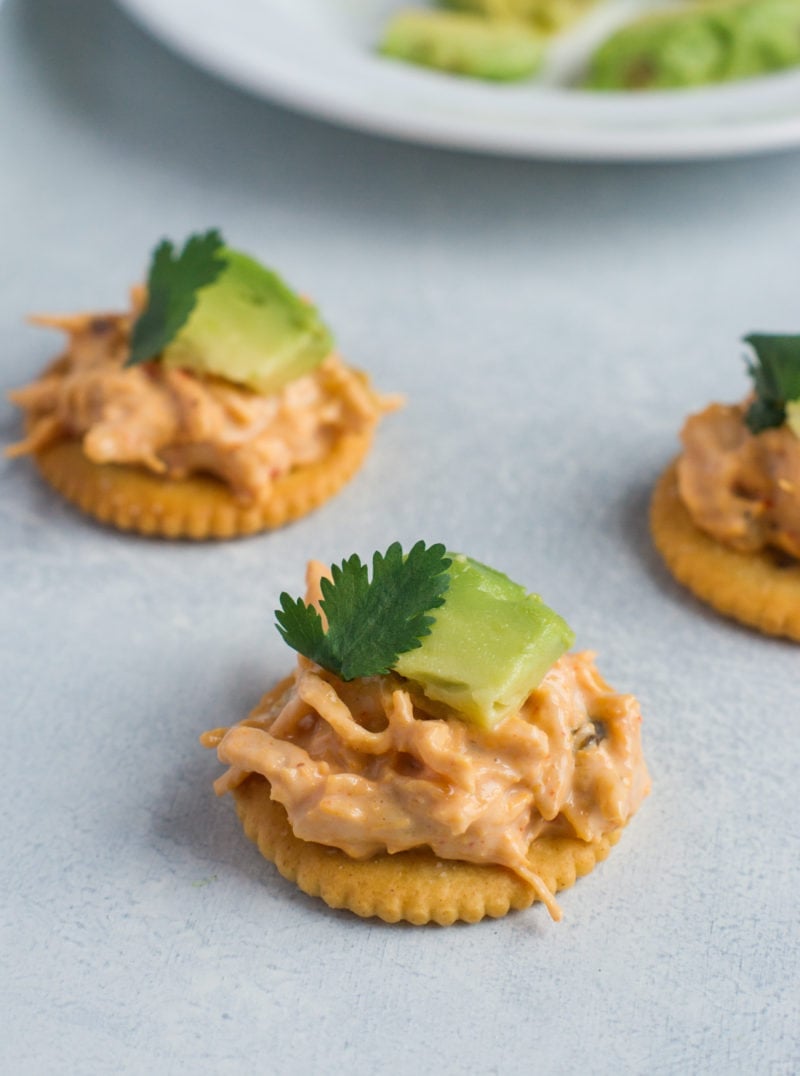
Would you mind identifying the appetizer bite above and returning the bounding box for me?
[651,334,800,640]
[202,542,650,925]
[7,230,398,539]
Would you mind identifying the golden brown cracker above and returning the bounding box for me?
[650,461,800,641]
[231,774,621,926]
[29,427,374,540]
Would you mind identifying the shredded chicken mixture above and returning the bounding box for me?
[7,308,398,503]
[678,402,800,560]
[204,647,649,921]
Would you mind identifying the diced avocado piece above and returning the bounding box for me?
[394,554,574,729]
[379,10,544,82]
[586,10,728,91]
[441,0,597,36]
[161,249,333,394]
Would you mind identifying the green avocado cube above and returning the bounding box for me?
[394,554,574,729]
[161,249,333,395]
[380,10,544,82]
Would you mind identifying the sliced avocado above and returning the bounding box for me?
[586,10,728,91]
[441,0,597,35]
[723,0,800,81]
[380,10,544,82]
[161,249,333,394]
[587,0,800,92]
[394,554,574,730]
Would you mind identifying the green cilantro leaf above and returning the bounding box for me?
[126,229,228,366]
[744,334,800,434]
[275,541,452,680]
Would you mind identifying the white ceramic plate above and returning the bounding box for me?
[116,0,800,160]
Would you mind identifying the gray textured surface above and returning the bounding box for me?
[2,2,799,1073]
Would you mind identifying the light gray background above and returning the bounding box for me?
[2,2,798,1074]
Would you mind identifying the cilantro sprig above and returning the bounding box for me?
[126,229,228,367]
[276,541,452,681]
[744,334,800,434]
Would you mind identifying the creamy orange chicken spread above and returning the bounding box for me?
[679,402,800,560]
[7,308,394,503]
[205,571,650,921]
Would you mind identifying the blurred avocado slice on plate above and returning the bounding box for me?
[586,0,800,91]
[380,9,545,81]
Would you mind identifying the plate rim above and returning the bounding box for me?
[115,0,800,161]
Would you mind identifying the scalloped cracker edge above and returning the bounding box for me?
[650,461,800,641]
[232,774,622,925]
[29,426,374,540]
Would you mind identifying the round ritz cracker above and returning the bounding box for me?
[28,422,374,540]
[231,773,622,926]
[650,461,800,642]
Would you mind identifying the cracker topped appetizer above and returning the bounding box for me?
[7,230,398,539]
[202,542,650,925]
[651,334,800,640]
